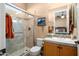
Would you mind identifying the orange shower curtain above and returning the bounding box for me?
[6,14,14,39]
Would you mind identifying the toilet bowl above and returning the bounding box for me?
[30,46,41,56]
[30,38,43,56]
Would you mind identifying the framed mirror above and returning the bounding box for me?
[54,7,69,34]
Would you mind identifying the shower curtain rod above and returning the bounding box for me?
[5,3,35,17]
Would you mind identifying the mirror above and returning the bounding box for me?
[54,9,69,34]
[53,4,77,39]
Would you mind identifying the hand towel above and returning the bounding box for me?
[6,14,14,39]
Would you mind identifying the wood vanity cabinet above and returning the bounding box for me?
[59,45,77,56]
[43,41,77,56]
[43,42,59,56]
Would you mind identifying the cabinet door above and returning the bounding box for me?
[60,45,77,56]
[43,42,59,56]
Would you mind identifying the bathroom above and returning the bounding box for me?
[0,3,79,56]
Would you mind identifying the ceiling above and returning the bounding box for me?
[25,3,71,17]
[6,3,71,18]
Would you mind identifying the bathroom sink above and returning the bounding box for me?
[44,37,76,45]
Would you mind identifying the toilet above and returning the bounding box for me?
[30,38,43,56]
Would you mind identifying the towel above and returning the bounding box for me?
[6,14,14,39]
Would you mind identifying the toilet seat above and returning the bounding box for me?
[30,46,41,52]
[30,38,43,55]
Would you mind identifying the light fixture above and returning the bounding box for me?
[61,12,65,19]
[61,15,65,19]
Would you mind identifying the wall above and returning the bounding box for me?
[34,17,48,38]
[22,18,34,48]
[26,4,71,38]
[0,4,6,50]
[76,3,79,56]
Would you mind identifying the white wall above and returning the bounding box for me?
[76,4,79,56]
[0,4,6,50]
[77,4,79,40]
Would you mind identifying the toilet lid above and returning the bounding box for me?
[30,46,41,52]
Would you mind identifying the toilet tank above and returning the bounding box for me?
[36,38,44,47]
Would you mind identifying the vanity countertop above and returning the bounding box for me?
[43,37,77,47]
[37,37,77,47]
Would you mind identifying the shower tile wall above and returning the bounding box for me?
[6,33,25,54]
[22,18,34,48]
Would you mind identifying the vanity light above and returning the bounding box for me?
[61,15,65,19]
[61,12,65,19]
